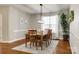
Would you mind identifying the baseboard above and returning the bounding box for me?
[53,38,63,40]
[0,37,25,43]
[0,41,10,43]
[53,39,59,40]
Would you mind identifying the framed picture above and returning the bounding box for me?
[19,17,27,24]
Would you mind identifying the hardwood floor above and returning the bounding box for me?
[0,39,30,54]
[0,39,71,54]
[55,40,72,54]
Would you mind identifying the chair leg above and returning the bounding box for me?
[48,41,50,46]
[50,40,51,45]
[49,40,51,45]
[40,42,43,50]
[25,42,27,47]
[35,41,38,50]
[41,44,42,50]
[33,41,34,46]
[25,39,27,47]
[46,42,48,47]
[35,41,43,50]
[30,42,32,48]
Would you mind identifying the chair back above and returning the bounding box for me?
[28,30,37,35]
[47,29,52,40]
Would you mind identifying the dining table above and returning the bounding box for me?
[25,30,47,46]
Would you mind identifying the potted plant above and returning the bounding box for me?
[60,13,69,40]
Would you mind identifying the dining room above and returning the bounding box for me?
[0,4,71,54]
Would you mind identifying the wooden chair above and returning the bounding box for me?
[25,34,29,47]
[43,29,52,47]
[47,29,52,45]
[28,30,37,48]
[35,31,43,50]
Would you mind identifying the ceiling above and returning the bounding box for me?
[0,4,70,14]
[24,4,70,14]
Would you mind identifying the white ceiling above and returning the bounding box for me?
[0,4,70,14]
[24,4,70,14]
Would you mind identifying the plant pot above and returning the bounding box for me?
[63,35,69,41]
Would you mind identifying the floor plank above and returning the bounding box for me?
[55,40,72,54]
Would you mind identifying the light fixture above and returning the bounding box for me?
[49,12,52,29]
[37,4,43,24]
[40,4,43,21]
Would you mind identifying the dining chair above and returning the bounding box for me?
[43,29,52,47]
[28,30,37,48]
[25,34,29,47]
[35,31,43,50]
[47,29,52,45]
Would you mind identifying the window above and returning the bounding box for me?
[41,15,58,33]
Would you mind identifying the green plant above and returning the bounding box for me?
[60,13,69,35]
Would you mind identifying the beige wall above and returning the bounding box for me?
[0,6,9,41]
[0,6,30,42]
[70,5,79,54]
[8,6,30,41]
[0,14,2,41]
[29,14,41,30]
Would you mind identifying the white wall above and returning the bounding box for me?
[8,6,30,41]
[70,5,79,54]
[28,14,41,30]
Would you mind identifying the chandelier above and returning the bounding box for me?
[40,4,43,21]
[37,4,43,24]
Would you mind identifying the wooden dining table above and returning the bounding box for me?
[25,31,47,46]
[25,32,47,41]
[25,29,52,50]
